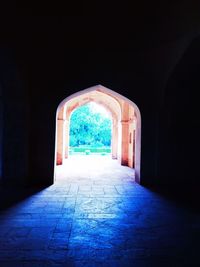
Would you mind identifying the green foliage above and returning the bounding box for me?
[71,147,111,153]
[69,103,111,147]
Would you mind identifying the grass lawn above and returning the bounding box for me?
[69,146,111,155]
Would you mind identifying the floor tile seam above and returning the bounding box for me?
[66,193,78,245]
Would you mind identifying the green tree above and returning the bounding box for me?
[69,103,111,147]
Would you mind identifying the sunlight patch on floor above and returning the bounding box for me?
[55,155,135,184]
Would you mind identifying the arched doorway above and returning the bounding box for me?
[54,85,141,183]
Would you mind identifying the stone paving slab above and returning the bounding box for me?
[0,157,199,266]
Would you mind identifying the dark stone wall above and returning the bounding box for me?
[0,50,29,185]
[157,36,200,186]
[0,84,2,181]
[0,7,200,186]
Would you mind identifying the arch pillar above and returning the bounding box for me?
[64,119,70,159]
[121,120,129,165]
[128,118,136,168]
[112,118,118,159]
[56,118,65,165]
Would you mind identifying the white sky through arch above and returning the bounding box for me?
[88,102,111,119]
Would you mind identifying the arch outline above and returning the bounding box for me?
[54,84,141,183]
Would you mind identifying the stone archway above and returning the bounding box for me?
[54,85,141,183]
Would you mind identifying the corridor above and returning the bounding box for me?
[0,156,199,266]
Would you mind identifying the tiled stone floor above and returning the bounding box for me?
[0,156,199,266]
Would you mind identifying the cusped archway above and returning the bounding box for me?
[54,85,141,183]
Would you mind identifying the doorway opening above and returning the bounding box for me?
[54,85,141,183]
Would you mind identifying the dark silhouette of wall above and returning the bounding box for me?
[157,36,200,187]
[0,84,2,181]
[0,49,30,185]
